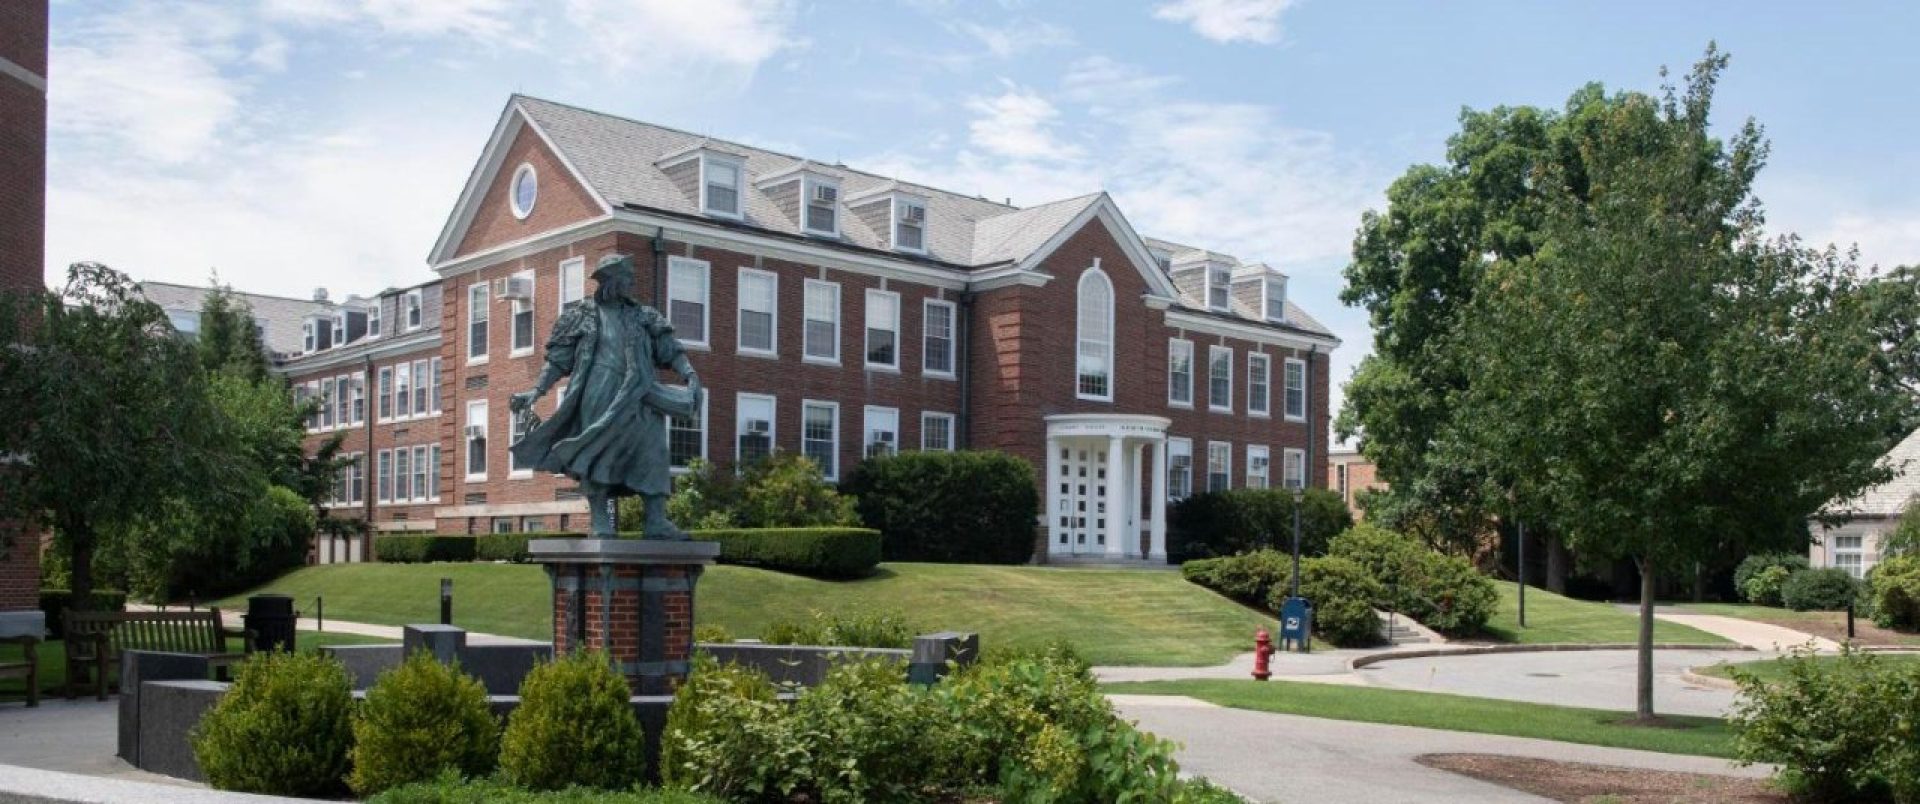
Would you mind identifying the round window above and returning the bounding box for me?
[510,163,538,219]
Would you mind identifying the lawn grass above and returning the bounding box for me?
[0,629,392,703]
[1673,602,1832,624]
[1695,652,1920,684]
[215,562,1280,666]
[1104,678,1737,758]
[1481,585,1730,645]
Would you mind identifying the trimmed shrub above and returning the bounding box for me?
[191,651,354,797]
[1327,524,1497,635]
[693,623,733,643]
[1167,488,1352,562]
[477,532,535,562]
[372,771,726,803]
[499,651,647,791]
[1279,556,1384,647]
[1734,553,1810,607]
[37,589,127,639]
[375,535,477,564]
[659,654,787,798]
[1781,567,1861,612]
[842,450,1038,564]
[1181,550,1289,607]
[761,608,916,649]
[348,651,500,796]
[1871,555,1920,630]
[1730,648,1920,802]
[626,454,859,532]
[697,527,881,579]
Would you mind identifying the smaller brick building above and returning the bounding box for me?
[1327,439,1382,521]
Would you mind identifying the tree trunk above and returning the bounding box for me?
[67,520,94,604]
[1692,562,1705,603]
[1546,536,1570,594]
[1637,555,1656,721]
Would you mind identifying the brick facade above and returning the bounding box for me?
[0,1,47,612]
[1328,448,1381,521]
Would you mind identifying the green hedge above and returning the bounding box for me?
[1168,488,1352,562]
[842,450,1038,564]
[374,536,477,564]
[39,589,129,639]
[1782,568,1861,612]
[476,532,582,563]
[698,527,880,579]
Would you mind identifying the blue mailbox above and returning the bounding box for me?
[1278,596,1313,652]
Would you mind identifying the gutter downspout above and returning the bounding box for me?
[957,291,974,450]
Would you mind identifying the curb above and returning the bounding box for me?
[1347,642,1756,674]
[1681,667,1740,690]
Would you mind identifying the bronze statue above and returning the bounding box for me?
[508,255,702,539]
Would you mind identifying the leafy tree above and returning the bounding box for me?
[194,278,272,383]
[1446,48,1914,719]
[1858,264,1920,396]
[1880,497,1920,558]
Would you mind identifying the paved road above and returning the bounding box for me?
[1356,648,1762,717]
[1113,695,1769,804]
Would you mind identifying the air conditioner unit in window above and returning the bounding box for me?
[746,420,770,435]
[464,425,485,440]
[811,184,838,205]
[876,432,895,444]
[900,204,925,223]
[501,275,534,302]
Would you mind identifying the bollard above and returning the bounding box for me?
[316,596,324,632]
[440,578,453,626]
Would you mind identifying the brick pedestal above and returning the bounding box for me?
[530,538,719,695]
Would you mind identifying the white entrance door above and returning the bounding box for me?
[1053,443,1109,555]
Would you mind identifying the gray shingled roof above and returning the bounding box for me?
[139,280,331,358]
[1830,427,1920,518]
[969,193,1103,266]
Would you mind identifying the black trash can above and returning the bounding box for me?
[244,594,297,653]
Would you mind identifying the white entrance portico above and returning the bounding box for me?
[1043,414,1172,563]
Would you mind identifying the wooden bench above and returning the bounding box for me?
[0,635,39,708]
[65,609,250,701]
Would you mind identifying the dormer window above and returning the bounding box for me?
[1207,265,1231,311]
[404,290,423,331]
[367,301,382,338]
[331,315,345,347]
[803,176,840,236]
[1265,278,1288,321]
[302,321,316,353]
[893,197,927,254]
[702,156,743,218]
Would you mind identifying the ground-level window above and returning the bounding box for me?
[921,412,955,452]
[736,393,775,465]
[1247,445,1270,489]
[492,518,516,534]
[669,395,707,469]
[1168,438,1193,500]
[1283,448,1306,490]
[864,406,899,457]
[802,400,838,480]
[1207,441,1230,493]
[1832,534,1866,578]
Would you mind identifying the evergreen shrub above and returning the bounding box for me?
[760,608,916,648]
[347,651,500,796]
[699,527,880,578]
[1731,648,1920,802]
[1780,568,1861,612]
[374,535,476,563]
[1872,555,1920,630]
[842,450,1038,564]
[191,651,354,797]
[499,651,647,791]
[1734,553,1811,607]
[1279,556,1385,647]
[1167,488,1352,562]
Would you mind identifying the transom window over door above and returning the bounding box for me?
[865,290,899,369]
[668,257,710,346]
[803,280,840,363]
[738,268,777,355]
[1076,268,1113,401]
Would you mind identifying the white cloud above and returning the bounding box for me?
[1062,55,1179,105]
[954,20,1073,59]
[965,87,1084,161]
[1817,211,1920,271]
[49,7,246,165]
[562,0,799,72]
[1153,0,1296,44]
[265,0,516,43]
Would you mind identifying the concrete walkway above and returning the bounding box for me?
[1113,695,1769,804]
[1651,610,1840,652]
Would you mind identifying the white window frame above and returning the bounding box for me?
[509,409,534,479]
[700,155,744,219]
[892,196,927,255]
[802,174,840,237]
[1076,268,1114,402]
[1168,338,1194,407]
[1207,265,1231,312]
[803,279,841,365]
[394,444,411,502]
[735,393,777,465]
[667,395,708,471]
[465,400,488,481]
[1248,352,1272,418]
[1283,448,1307,490]
[801,399,840,481]
[377,449,392,504]
[510,162,538,220]
[1284,357,1307,422]
[467,282,490,364]
[667,256,711,348]
[366,301,381,339]
[302,321,316,353]
[1264,277,1288,322]
[394,361,412,419]
[377,366,393,421]
[331,315,345,347]
[1208,345,1233,413]
[1168,437,1194,501]
[921,411,956,452]
[509,269,536,357]
[736,267,779,357]
[864,289,901,371]
[1207,441,1232,493]
[1247,445,1270,489]
[1832,534,1867,578]
[350,375,365,425]
[922,298,956,378]
[404,289,423,331]
[412,444,431,500]
[559,256,586,315]
[430,357,443,413]
[864,405,900,457]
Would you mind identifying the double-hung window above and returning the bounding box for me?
[1283,448,1306,489]
[404,290,423,331]
[332,315,345,347]
[411,359,429,414]
[377,450,393,503]
[412,445,430,499]
[1207,441,1231,492]
[1248,353,1271,417]
[865,289,899,369]
[465,400,488,480]
[394,361,412,418]
[1076,269,1113,401]
[1208,265,1231,311]
[1247,445,1270,489]
[367,302,381,339]
[335,375,351,427]
[346,455,363,505]
[509,412,533,477]
[893,198,926,253]
[467,283,489,362]
[1208,346,1233,413]
[1832,534,1866,578]
[803,280,840,363]
[350,375,365,424]
[802,400,839,480]
[377,366,393,420]
[320,378,335,429]
[559,257,586,314]
[429,358,443,413]
[1168,438,1193,500]
[864,406,899,457]
[736,393,775,465]
[303,321,316,353]
[923,299,955,376]
[1284,357,1307,421]
[737,268,777,356]
[702,157,743,218]
[1265,278,1287,321]
[667,257,710,347]
[921,412,955,452]
[1168,339,1194,406]
[668,395,706,468]
[803,176,839,236]
[510,270,535,356]
[395,446,412,501]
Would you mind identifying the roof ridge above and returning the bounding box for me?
[139,280,330,306]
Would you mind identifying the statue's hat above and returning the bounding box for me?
[591,255,633,283]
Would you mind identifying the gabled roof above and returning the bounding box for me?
[1827,427,1920,518]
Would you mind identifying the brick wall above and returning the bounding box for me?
[0,1,47,611]
[1328,453,1381,520]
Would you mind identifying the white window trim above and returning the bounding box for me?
[922,298,957,378]
[376,449,392,505]
[1283,447,1307,489]
[667,256,711,349]
[1206,266,1232,312]
[736,267,779,358]
[1207,440,1232,493]
[803,279,841,366]
[412,444,433,501]
[509,163,537,220]
[1247,445,1271,489]
[404,289,424,332]
[864,288,901,372]
[508,415,534,480]
[467,283,490,365]
[302,321,315,354]
[366,302,381,340]
[510,269,536,358]
[1263,277,1289,323]
[1076,267,1114,403]
[1248,352,1272,418]
[1168,338,1194,408]
[668,395,710,473]
[558,256,586,317]
[801,399,841,481]
[921,411,956,452]
[331,315,345,348]
[864,405,900,456]
[801,174,841,237]
[465,400,489,482]
[699,155,745,220]
[1284,356,1308,423]
[430,357,443,414]
[891,196,928,255]
[1168,436,1194,501]
[735,392,778,465]
[1208,345,1234,413]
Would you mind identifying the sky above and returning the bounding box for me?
[43,1,1920,422]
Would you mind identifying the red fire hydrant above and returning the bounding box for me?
[1252,628,1274,681]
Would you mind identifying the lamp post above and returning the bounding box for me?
[1291,487,1303,598]
[1517,520,1527,628]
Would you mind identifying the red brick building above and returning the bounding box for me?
[0,1,47,630]
[279,96,1340,564]
[1327,439,1383,521]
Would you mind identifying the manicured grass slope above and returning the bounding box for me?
[1697,652,1920,684]
[0,630,392,701]
[218,562,1278,666]
[1105,679,1735,758]
[1482,586,1729,645]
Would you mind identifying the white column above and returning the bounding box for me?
[1105,434,1125,557]
[1045,435,1062,559]
[1150,439,1168,562]
[1129,442,1146,557]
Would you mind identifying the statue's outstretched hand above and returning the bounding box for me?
[510,390,539,414]
[686,372,703,407]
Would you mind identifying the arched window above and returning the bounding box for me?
[1076,267,1113,401]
